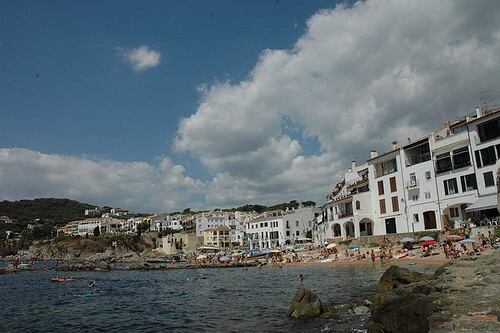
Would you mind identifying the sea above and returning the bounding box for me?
[0,264,430,332]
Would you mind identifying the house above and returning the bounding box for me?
[246,206,319,250]
[159,232,198,255]
[203,225,231,249]
[315,105,500,242]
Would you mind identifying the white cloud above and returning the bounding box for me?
[0,148,205,212]
[3,1,500,211]
[174,0,500,205]
[117,45,161,71]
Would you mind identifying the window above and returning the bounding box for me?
[376,159,397,177]
[355,200,361,210]
[475,150,482,168]
[477,118,500,142]
[484,171,495,187]
[295,231,300,236]
[480,146,496,166]
[425,171,431,180]
[286,231,290,236]
[295,221,299,227]
[452,147,471,169]
[449,207,459,218]
[264,222,268,227]
[378,180,384,195]
[460,174,477,192]
[379,199,386,214]
[413,214,419,223]
[286,221,289,228]
[444,178,458,195]
[391,196,399,212]
[411,194,419,201]
[425,192,431,199]
[436,152,452,173]
[389,177,397,192]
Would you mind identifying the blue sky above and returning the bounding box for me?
[1,1,499,212]
[0,0,336,176]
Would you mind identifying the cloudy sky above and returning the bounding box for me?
[1,0,499,213]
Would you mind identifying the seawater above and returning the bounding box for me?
[0,265,393,332]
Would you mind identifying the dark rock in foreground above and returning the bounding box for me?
[288,288,323,319]
[367,251,500,333]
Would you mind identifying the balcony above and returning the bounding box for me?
[337,211,353,219]
[405,179,419,189]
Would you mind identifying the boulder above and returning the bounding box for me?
[95,261,110,271]
[354,306,370,315]
[377,265,428,292]
[287,288,323,319]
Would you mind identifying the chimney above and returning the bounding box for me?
[392,141,398,150]
[475,106,482,118]
[351,160,356,170]
[370,150,378,158]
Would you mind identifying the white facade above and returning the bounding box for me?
[316,106,500,241]
[195,211,229,237]
[246,207,319,250]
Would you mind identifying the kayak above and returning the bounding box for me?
[50,277,75,282]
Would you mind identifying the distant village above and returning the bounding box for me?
[1,105,499,257]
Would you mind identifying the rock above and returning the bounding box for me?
[96,261,110,271]
[364,299,373,306]
[377,265,429,292]
[287,288,323,319]
[354,306,370,314]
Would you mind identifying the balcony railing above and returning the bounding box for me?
[405,179,419,189]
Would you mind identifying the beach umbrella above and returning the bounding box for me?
[446,235,463,241]
[400,237,415,243]
[219,256,230,262]
[418,236,435,242]
[459,239,479,244]
[196,255,208,260]
[326,243,337,249]
[419,240,436,247]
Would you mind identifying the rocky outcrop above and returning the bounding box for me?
[367,251,500,333]
[288,288,323,319]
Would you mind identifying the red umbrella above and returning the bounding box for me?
[419,240,436,247]
[446,235,463,241]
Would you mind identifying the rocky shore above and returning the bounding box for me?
[367,250,499,333]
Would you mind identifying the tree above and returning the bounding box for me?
[183,208,191,214]
[301,201,316,207]
[93,226,100,237]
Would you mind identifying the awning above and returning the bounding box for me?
[465,194,498,212]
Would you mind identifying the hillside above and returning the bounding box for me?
[0,198,94,226]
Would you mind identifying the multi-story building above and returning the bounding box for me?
[203,225,231,249]
[246,206,319,250]
[195,211,229,237]
[316,105,500,242]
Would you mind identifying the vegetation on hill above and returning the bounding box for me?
[0,198,94,226]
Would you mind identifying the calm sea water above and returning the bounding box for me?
[0,264,420,332]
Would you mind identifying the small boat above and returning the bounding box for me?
[50,277,75,282]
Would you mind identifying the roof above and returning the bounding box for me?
[366,148,399,163]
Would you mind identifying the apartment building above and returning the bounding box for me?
[316,105,499,242]
[246,207,319,250]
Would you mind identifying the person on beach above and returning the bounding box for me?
[480,233,487,247]
[370,250,376,267]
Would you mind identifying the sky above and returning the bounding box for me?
[1,0,500,213]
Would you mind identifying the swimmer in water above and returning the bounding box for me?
[299,274,304,283]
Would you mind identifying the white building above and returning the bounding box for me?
[316,105,500,242]
[246,207,319,250]
[195,211,229,237]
